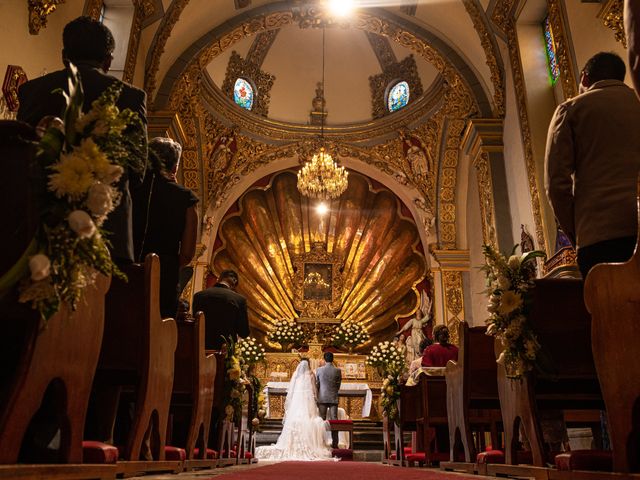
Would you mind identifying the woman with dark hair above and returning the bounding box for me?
[132,137,198,318]
[421,325,458,367]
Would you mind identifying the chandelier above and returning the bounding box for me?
[297,25,348,200]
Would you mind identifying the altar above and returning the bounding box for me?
[264,381,373,418]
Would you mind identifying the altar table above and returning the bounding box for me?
[264,381,373,418]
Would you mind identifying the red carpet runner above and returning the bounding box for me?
[215,461,478,479]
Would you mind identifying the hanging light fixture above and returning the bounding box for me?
[297,26,348,201]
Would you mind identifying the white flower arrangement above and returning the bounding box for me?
[367,341,406,423]
[267,319,306,349]
[237,337,266,366]
[482,244,546,378]
[333,322,369,350]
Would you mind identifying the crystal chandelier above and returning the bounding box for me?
[297,25,348,200]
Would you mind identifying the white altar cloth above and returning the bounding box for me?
[264,381,373,418]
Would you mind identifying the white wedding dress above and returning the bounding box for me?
[256,361,334,461]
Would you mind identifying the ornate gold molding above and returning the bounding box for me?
[28,0,65,35]
[365,31,398,70]
[463,0,505,117]
[246,29,280,67]
[2,65,28,113]
[123,1,144,84]
[83,0,103,20]
[221,51,275,117]
[369,55,424,119]
[547,0,578,99]
[599,0,626,48]
[144,0,190,105]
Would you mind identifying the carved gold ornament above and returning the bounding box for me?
[28,0,65,35]
[599,0,626,48]
[211,170,427,346]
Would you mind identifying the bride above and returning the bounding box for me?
[256,359,334,461]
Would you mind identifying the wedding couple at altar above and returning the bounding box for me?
[256,352,342,461]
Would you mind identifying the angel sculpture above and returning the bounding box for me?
[397,290,432,362]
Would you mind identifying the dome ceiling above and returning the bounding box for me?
[212,170,427,347]
[205,24,440,125]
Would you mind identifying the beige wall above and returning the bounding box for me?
[0,1,84,81]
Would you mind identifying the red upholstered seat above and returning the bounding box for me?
[406,452,426,462]
[244,452,253,459]
[164,445,187,461]
[332,448,354,461]
[194,448,218,459]
[82,441,118,464]
[328,420,354,425]
[476,449,562,465]
[555,450,613,472]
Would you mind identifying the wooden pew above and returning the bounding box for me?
[0,121,114,479]
[495,278,603,468]
[417,373,449,465]
[444,322,501,465]
[386,382,422,466]
[87,254,180,476]
[171,312,217,471]
[584,177,640,473]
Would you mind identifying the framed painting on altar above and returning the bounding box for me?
[303,263,333,301]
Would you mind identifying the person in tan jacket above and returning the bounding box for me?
[545,52,640,278]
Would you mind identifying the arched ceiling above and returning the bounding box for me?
[205,25,440,125]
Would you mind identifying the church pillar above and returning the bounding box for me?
[460,118,514,251]
[430,249,469,344]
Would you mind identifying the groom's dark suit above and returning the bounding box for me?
[17,62,147,263]
[316,361,342,448]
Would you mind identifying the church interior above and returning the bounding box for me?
[1,0,639,478]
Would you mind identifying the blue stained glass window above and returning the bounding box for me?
[388,81,410,113]
[543,16,560,85]
[233,78,254,110]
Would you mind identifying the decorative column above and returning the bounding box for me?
[461,118,514,251]
[430,249,470,345]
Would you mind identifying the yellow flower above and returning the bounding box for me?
[497,290,522,315]
[228,367,241,380]
[49,152,95,200]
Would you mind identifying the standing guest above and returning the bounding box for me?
[17,15,147,264]
[193,270,250,350]
[421,325,458,367]
[133,137,198,319]
[545,52,640,278]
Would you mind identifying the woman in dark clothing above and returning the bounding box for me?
[133,137,198,318]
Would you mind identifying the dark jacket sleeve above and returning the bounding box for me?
[237,296,250,338]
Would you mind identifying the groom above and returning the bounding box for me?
[316,352,342,448]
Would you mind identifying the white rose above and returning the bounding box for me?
[102,164,123,184]
[29,254,51,281]
[86,182,113,217]
[68,210,96,238]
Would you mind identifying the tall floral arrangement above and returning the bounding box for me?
[367,341,407,422]
[482,244,545,378]
[222,337,247,423]
[236,337,267,430]
[0,64,145,321]
[267,319,305,351]
[333,322,369,352]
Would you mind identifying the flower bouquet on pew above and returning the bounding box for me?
[366,341,407,423]
[0,63,145,322]
[481,244,546,378]
[237,337,267,430]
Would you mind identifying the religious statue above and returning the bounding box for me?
[396,290,431,362]
[399,128,434,178]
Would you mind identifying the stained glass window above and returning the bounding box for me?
[233,78,254,110]
[543,16,560,85]
[387,81,410,113]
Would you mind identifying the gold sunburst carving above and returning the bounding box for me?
[211,170,427,347]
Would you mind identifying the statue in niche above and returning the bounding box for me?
[208,128,237,173]
[396,290,431,362]
[399,129,433,178]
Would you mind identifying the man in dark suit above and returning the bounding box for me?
[17,16,147,264]
[316,352,342,448]
[193,269,250,350]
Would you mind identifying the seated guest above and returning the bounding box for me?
[421,325,458,367]
[409,337,432,374]
[133,137,198,318]
[17,16,147,264]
